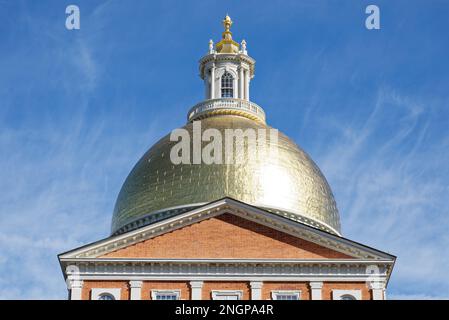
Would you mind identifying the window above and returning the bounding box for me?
[98,293,115,300]
[151,290,180,300]
[332,290,362,300]
[211,290,243,300]
[271,291,300,300]
[91,288,121,300]
[221,72,234,98]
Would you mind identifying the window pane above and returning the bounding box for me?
[276,294,298,300]
[156,294,178,300]
[221,72,234,98]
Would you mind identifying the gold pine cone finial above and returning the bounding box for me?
[223,14,233,33]
[216,14,240,54]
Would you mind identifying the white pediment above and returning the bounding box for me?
[59,198,395,261]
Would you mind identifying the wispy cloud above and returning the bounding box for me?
[312,87,449,298]
[1,0,448,300]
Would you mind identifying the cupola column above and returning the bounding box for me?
[245,69,250,100]
[210,64,216,99]
[239,66,244,99]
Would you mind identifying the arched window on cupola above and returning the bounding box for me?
[221,72,234,98]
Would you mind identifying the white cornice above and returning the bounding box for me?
[60,259,392,284]
[60,258,394,264]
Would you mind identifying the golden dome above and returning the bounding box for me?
[111,115,341,236]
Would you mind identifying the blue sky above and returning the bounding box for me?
[0,0,448,299]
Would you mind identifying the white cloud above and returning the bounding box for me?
[310,87,449,298]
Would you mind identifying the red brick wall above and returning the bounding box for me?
[202,281,251,300]
[261,282,311,300]
[322,282,372,300]
[102,213,351,259]
[82,281,130,300]
[81,280,374,300]
[142,281,191,300]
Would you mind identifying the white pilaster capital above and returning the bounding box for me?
[250,281,263,300]
[310,281,323,300]
[68,279,83,289]
[309,281,323,289]
[190,281,204,289]
[129,280,143,288]
[250,281,263,289]
[368,281,385,290]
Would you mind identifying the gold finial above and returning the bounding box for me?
[223,14,233,33]
[216,14,240,54]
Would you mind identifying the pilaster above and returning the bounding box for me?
[309,281,323,300]
[129,280,143,300]
[190,281,204,300]
[250,281,263,300]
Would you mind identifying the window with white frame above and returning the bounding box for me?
[151,290,181,300]
[91,288,121,300]
[98,293,115,300]
[271,290,301,300]
[221,71,234,98]
[211,290,243,300]
[332,290,362,300]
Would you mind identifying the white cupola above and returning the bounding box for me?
[188,15,264,124]
[199,15,255,101]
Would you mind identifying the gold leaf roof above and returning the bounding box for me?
[111,115,341,235]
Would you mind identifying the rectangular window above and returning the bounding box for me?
[155,293,178,300]
[211,290,243,300]
[221,72,234,98]
[271,291,300,300]
[151,290,180,300]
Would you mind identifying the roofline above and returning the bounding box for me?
[60,257,395,264]
[58,197,396,284]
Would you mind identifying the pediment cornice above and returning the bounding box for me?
[59,198,395,264]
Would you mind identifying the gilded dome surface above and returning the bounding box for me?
[111,115,341,235]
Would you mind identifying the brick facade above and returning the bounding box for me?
[82,281,130,300]
[142,281,191,300]
[81,280,373,300]
[70,211,387,300]
[261,282,311,300]
[101,213,352,259]
[322,282,372,300]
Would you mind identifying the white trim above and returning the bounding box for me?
[332,289,362,300]
[271,290,301,300]
[211,290,243,300]
[60,259,391,282]
[91,288,121,300]
[75,276,388,283]
[61,257,393,264]
[151,289,181,300]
